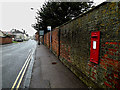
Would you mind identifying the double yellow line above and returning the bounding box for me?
[11,49,33,90]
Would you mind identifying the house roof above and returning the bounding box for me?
[0,30,6,37]
[0,30,4,33]
[35,32,38,35]
[2,31,13,35]
[12,30,23,33]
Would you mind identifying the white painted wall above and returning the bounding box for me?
[14,33,24,39]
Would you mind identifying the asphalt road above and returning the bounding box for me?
[1,40,37,88]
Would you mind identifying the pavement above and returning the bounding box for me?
[30,44,88,88]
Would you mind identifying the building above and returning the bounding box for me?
[11,29,29,41]
[0,30,5,37]
[23,34,29,41]
[35,32,39,41]
[0,30,12,44]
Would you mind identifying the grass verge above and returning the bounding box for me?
[12,41,18,43]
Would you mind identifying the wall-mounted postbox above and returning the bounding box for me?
[90,31,100,64]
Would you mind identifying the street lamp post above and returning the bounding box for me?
[47,26,52,51]
[30,7,42,45]
[38,30,40,45]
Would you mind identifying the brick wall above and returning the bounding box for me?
[51,27,59,56]
[43,2,120,88]
[0,37,12,44]
[44,32,50,48]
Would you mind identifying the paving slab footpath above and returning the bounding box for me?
[30,45,88,88]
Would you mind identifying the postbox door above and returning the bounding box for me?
[90,31,100,64]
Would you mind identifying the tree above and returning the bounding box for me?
[32,0,94,33]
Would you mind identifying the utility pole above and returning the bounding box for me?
[38,33,40,45]
[38,30,40,45]
[47,26,52,51]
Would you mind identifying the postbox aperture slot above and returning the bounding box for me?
[92,36,97,38]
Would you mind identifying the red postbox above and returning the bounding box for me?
[90,31,100,64]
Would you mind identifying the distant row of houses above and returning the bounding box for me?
[0,29,29,44]
[11,29,29,41]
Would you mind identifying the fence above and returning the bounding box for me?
[0,37,12,44]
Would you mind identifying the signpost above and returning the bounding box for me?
[39,30,44,45]
[47,26,51,31]
[38,30,44,45]
[39,30,44,36]
[47,26,52,51]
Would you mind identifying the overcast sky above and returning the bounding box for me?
[0,0,106,36]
